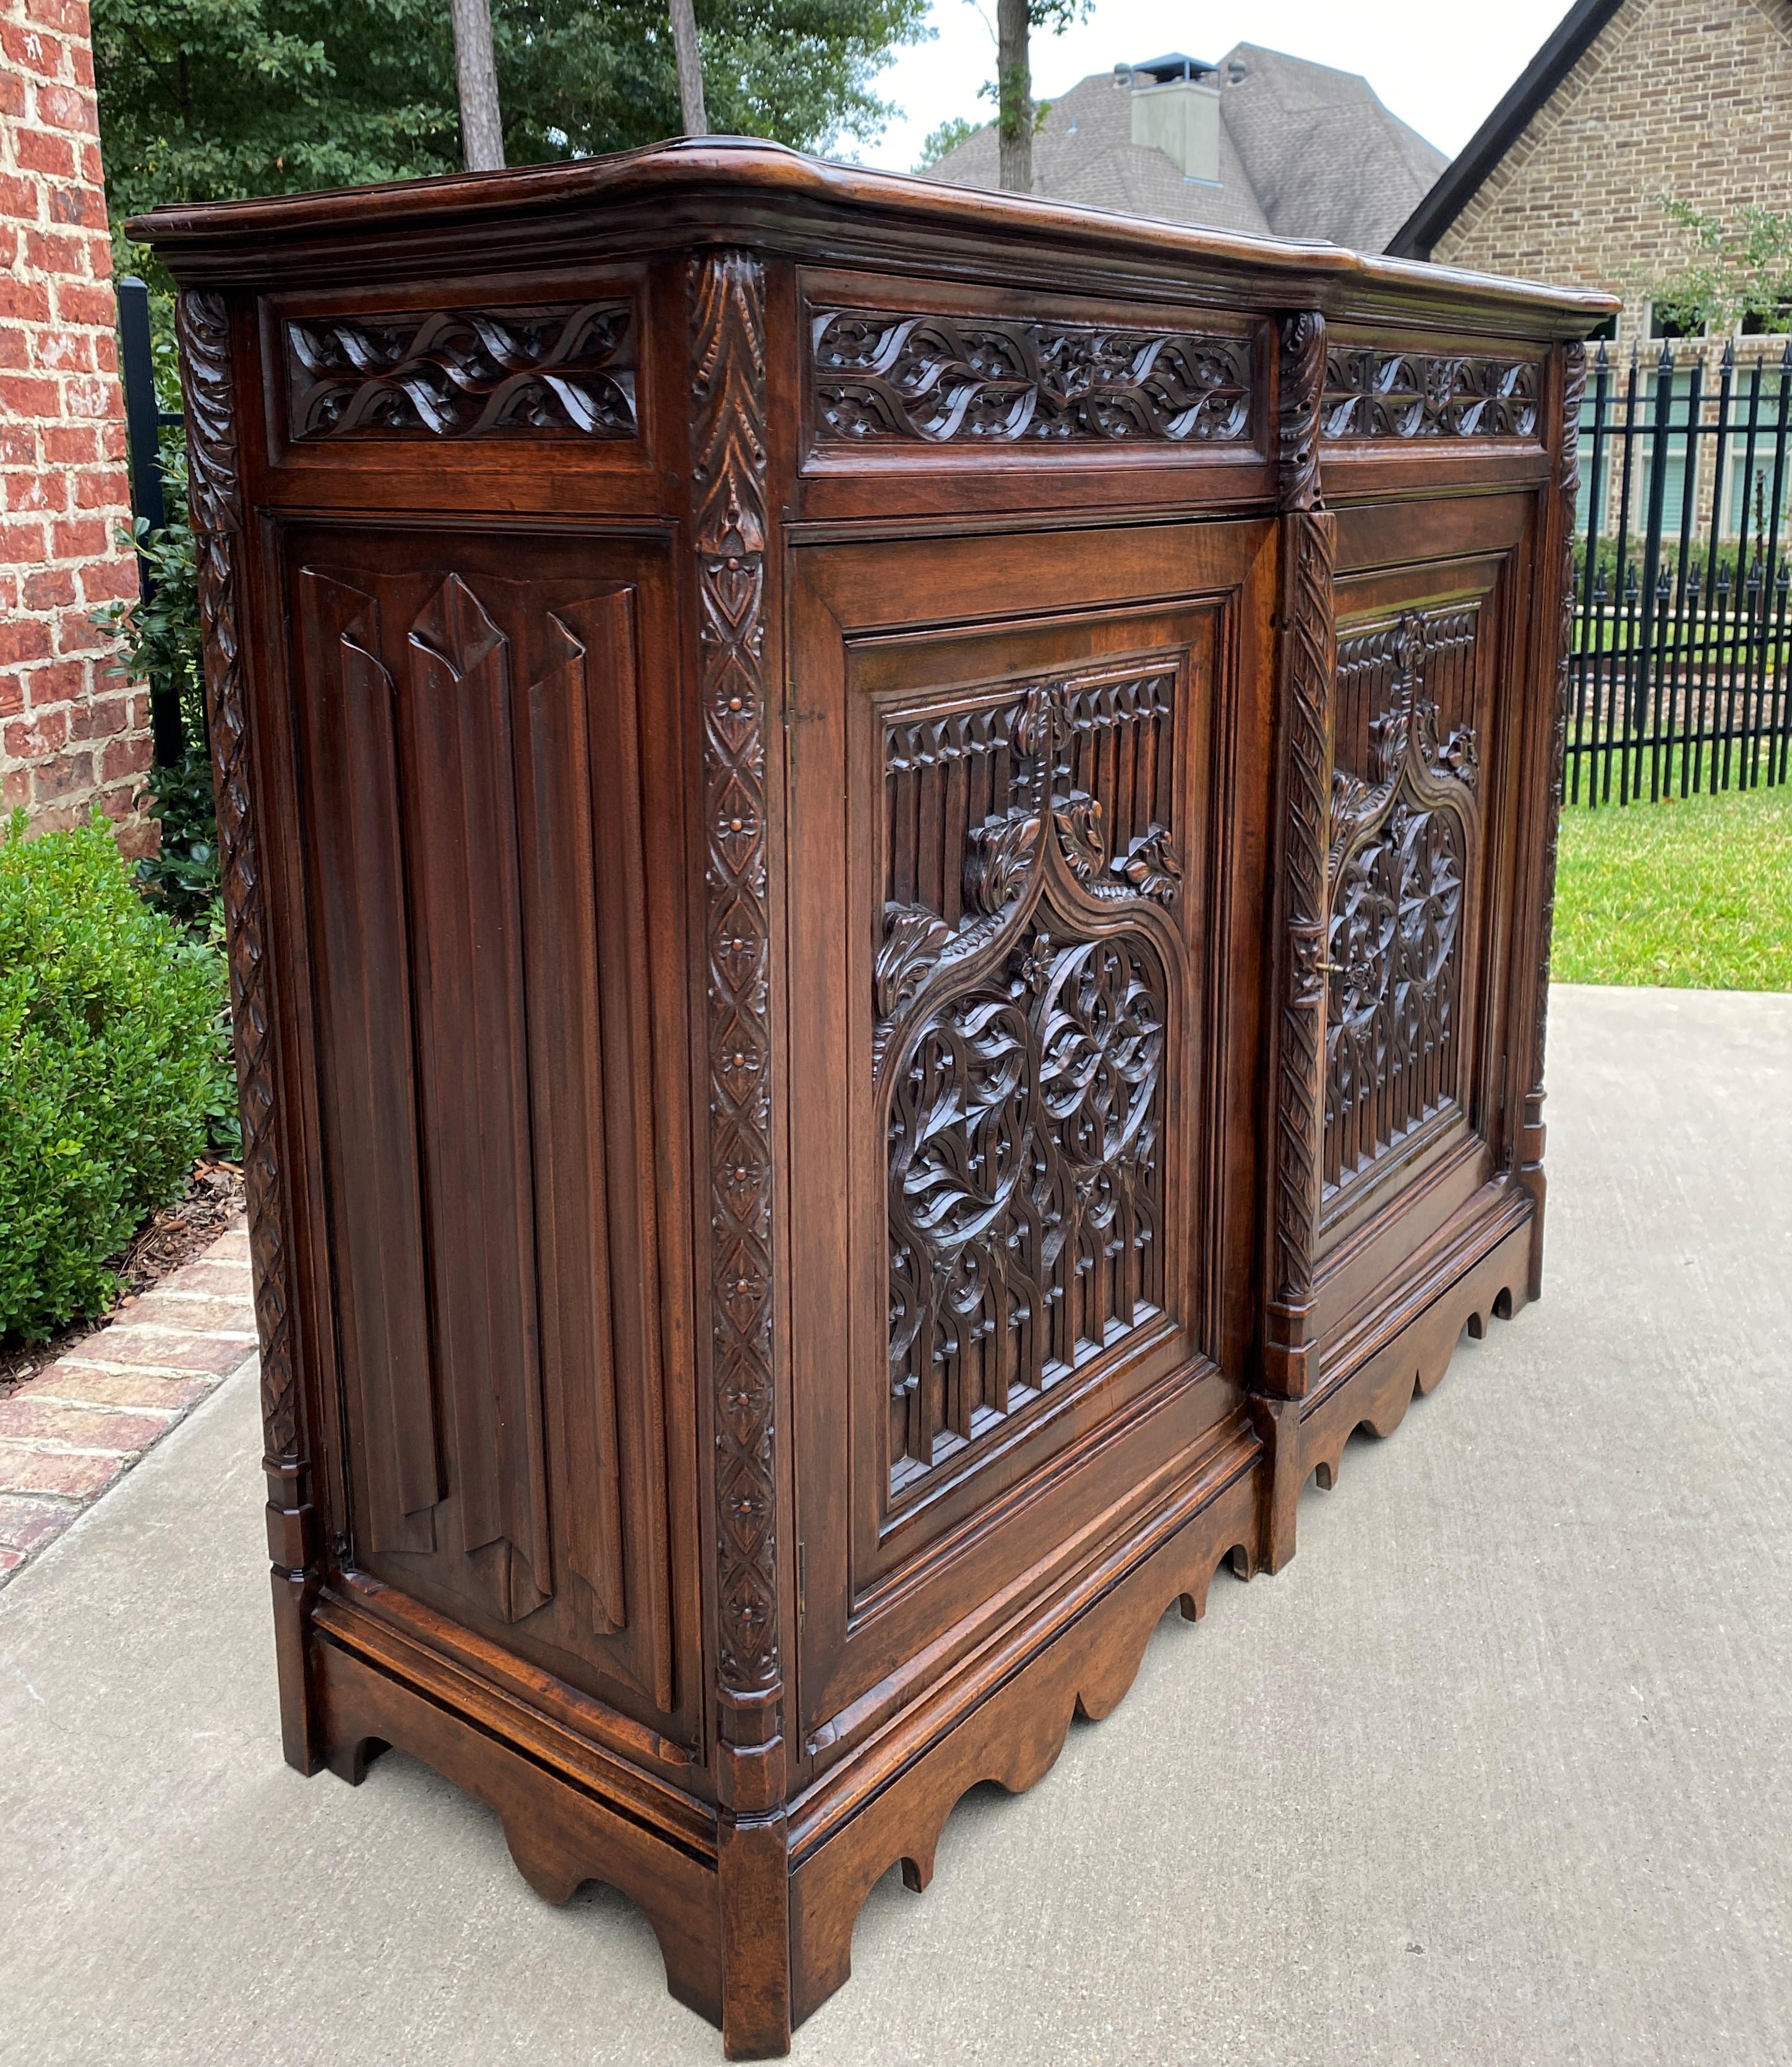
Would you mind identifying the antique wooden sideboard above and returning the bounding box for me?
[135,143,1614,2056]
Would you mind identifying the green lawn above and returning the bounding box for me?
[1553,782,1792,990]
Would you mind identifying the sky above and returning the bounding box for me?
[857,0,1578,173]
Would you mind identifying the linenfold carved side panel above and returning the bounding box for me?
[690,251,781,1700]
[874,662,1183,1497]
[812,309,1251,444]
[1321,349,1541,442]
[293,572,442,1557]
[176,291,302,1476]
[1326,608,1483,1197]
[402,576,554,1624]
[291,560,639,1640]
[285,301,637,439]
[517,593,635,1636]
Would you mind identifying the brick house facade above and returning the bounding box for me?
[1391,0,1792,350]
[1,0,150,852]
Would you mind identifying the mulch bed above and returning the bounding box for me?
[0,1160,247,1399]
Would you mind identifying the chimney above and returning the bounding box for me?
[1126,53,1221,186]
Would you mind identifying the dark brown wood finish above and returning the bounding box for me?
[139,140,1612,2058]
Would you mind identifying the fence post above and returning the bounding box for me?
[116,275,186,767]
[1632,344,1674,802]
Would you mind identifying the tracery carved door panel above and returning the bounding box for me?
[1316,521,1531,1335]
[281,524,686,1729]
[787,520,1274,1750]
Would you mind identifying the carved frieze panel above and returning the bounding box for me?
[285,301,637,439]
[1320,349,1540,441]
[873,661,1185,1499]
[812,309,1251,445]
[1325,607,1482,1199]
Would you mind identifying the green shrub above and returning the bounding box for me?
[134,743,223,927]
[94,440,225,933]
[0,810,234,1343]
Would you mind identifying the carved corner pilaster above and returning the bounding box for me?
[1519,339,1587,1284]
[690,246,792,2060]
[176,288,320,1770]
[689,249,788,1815]
[1263,312,1334,1400]
[1277,310,1326,511]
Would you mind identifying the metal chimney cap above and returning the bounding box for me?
[1130,53,1217,85]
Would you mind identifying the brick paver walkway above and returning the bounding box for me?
[0,1221,256,1586]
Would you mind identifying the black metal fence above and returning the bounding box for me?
[1569,338,1792,807]
[117,275,189,766]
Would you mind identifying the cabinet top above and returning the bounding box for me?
[132,138,1614,340]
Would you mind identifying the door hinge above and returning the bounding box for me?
[797,1539,806,1630]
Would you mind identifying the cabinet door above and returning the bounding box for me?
[786,518,1274,1753]
[281,523,688,1734]
[1318,496,1537,1336]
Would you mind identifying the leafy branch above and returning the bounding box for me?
[1648,199,1792,335]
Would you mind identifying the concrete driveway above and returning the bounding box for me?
[4,985,1790,2067]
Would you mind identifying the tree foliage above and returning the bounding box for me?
[95,0,929,278]
[914,114,978,171]
[1650,200,1792,336]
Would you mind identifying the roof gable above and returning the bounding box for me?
[1387,0,1626,256]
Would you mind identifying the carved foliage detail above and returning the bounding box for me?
[692,252,779,1694]
[286,301,637,439]
[176,291,300,1471]
[876,659,1184,1496]
[1321,349,1541,441]
[886,931,1168,1497]
[875,667,1181,1073]
[1326,609,1481,1194]
[813,309,1251,444]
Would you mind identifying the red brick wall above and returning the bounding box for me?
[1,0,151,853]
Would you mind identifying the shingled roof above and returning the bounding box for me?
[918,41,1448,253]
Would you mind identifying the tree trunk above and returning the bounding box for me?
[996,0,1031,194]
[450,0,505,171]
[669,0,710,137]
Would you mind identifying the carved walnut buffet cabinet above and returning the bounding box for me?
[135,143,1614,2056]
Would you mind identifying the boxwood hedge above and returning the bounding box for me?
[1,811,234,1343]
